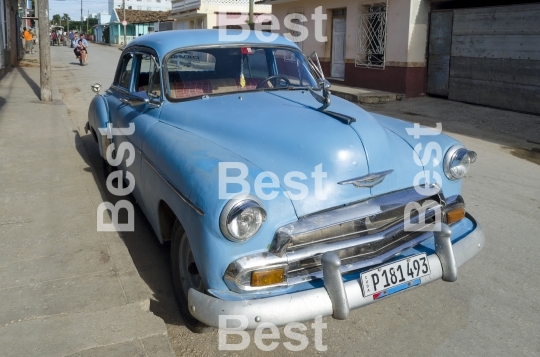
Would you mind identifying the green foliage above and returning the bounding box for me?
[52,14,61,26]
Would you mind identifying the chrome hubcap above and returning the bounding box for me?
[178,234,203,299]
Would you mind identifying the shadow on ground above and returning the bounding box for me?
[72,129,188,330]
[16,66,40,99]
[360,96,540,165]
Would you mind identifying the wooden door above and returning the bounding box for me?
[331,18,346,79]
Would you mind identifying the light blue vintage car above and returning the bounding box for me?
[86,30,484,332]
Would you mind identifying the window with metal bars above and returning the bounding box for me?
[356,1,388,68]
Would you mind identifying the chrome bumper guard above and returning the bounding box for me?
[188,216,484,329]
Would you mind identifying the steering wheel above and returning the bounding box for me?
[256,75,291,89]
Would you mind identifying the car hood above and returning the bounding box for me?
[159,91,424,217]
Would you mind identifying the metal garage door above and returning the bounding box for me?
[427,4,540,114]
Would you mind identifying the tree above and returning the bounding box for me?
[52,14,61,26]
[61,13,71,30]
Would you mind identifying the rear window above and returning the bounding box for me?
[165,47,316,100]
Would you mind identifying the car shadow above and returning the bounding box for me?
[71,129,188,329]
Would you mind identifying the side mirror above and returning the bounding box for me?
[91,83,101,94]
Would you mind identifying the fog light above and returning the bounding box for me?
[446,207,465,224]
[251,268,285,287]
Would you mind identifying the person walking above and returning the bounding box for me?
[69,30,74,48]
[51,31,57,46]
[22,27,33,53]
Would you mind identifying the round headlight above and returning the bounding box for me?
[220,199,267,242]
[444,145,477,180]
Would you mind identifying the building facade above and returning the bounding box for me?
[1,0,19,80]
[261,0,428,97]
[108,0,172,14]
[263,0,540,109]
[170,0,271,30]
[107,9,171,44]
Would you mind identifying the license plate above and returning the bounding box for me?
[360,254,431,297]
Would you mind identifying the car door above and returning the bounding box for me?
[108,50,162,207]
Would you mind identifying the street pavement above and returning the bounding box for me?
[6,43,540,356]
[0,49,174,356]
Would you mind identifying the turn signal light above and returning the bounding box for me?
[251,268,285,287]
[446,207,466,224]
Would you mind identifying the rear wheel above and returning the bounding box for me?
[170,220,209,333]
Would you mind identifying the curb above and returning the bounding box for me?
[331,89,404,104]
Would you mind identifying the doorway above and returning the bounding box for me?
[331,8,347,79]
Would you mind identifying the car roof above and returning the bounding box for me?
[125,29,300,58]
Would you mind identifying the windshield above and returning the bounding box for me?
[165,46,318,100]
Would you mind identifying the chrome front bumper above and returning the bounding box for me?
[188,215,484,329]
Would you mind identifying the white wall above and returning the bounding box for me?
[271,0,429,67]
[169,1,271,29]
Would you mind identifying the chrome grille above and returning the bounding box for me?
[269,186,443,257]
[224,185,456,293]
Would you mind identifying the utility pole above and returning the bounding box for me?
[37,0,52,101]
[80,0,83,33]
[87,10,89,33]
[249,0,254,29]
[123,0,126,46]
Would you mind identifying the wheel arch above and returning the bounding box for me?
[158,199,179,242]
[88,94,111,159]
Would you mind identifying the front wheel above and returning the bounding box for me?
[170,220,209,333]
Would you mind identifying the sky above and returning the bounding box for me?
[47,0,110,22]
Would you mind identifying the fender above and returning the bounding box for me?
[373,114,463,198]
[141,121,299,290]
[87,93,111,160]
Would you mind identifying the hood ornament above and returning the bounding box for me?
[338,170,394,188]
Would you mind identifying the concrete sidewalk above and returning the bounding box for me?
[0,66,175,356]
[330,83,404,104]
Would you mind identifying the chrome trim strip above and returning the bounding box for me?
[189,213,485,329]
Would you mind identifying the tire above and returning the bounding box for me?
[170,220,209,333]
